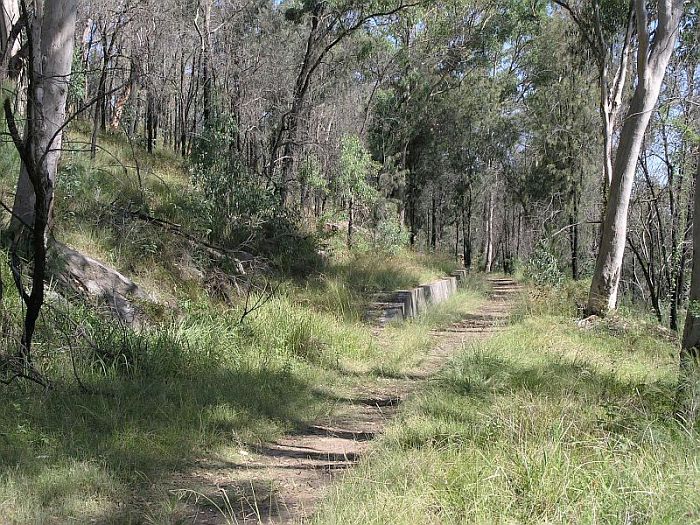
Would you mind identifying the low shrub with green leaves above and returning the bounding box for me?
[524,241,563,287]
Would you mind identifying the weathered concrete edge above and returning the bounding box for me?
[365,269,468,326]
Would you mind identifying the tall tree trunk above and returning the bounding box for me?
[7,0,78,366]
[587,0,685,315]
[484,190,494,273]
[454,218,460,261]
[0,0,20,79]
[347,197,354,249]
[146,91,155,154]
[431,189,437,252]
[90,27,113,159]
[81,18,92,108]
[569,181,580,280]
[672,167,696,331]
[462,188,473,270]
[109,60,134,131]
[199,0,213,128]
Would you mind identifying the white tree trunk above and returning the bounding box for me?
[0,0,20,75]
[484,190,494,273]
[587,0,685,315]
[10,0,78,233]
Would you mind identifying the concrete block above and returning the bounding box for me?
[451,269,467,282]
[365,271,460,326]
[414,286,427,315]
[422,279,448,305]
[446,276,457,294]
[394,289,417,318]
[364,302,405,325]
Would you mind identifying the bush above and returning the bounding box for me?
[524,242,563,287]
[370,216,410,255]
[190,114,280,244]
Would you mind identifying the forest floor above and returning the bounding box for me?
[2,132,697,524]
[1,129,498,524]
[171,278,521,524]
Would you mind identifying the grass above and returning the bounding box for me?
[3,122,693,524]
[0,126,488,523]
[0,279,487,523]
[313,289,700,525]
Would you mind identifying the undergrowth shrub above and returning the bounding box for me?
[516,278,590,319]
[524,241,563,287]
[190,115,323,275]
[369,216,410,255]
[190,115,279,242]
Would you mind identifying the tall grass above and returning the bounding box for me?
[0,251,485,524]
[0,125,486,522]
[314,299,698,524]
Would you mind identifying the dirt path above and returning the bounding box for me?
[179,278,521,524]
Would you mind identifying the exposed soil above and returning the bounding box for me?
[172,278,521,524]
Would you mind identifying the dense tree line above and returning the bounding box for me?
[0,0,698,414]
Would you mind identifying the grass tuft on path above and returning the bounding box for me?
[313,294,699,525]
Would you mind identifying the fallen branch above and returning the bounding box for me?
[123,206,257,274]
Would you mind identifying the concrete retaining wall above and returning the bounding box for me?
[364,269,468,326]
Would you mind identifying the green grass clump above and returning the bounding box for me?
[329,250,461,293]
[314,303,698,524]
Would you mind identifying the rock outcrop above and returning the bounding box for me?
[50,242,151,327]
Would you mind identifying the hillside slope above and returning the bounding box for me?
[0,131,485,523]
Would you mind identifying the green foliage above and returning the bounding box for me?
[370,216,410,255]
[300,154,328,195]
[336,134,379,205]
[68,48,86,108]
[524,241,564,287]
[191,114,279,242]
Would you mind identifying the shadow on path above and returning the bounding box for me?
[170,277,522,524]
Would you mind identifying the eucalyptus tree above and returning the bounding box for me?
[520,14,600,279]
[4,0,78,381]
[366,0,522,253]
[552,0,634,205]
[269,0,421,205]
[588,0,686,315]
[336,134,380,247]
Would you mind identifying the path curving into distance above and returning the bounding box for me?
[179,277,522,524]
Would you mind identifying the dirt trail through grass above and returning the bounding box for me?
[181,278,521,524]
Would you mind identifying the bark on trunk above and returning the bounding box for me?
[109,61,134,131]
[0,0,20,78]
[197,0,213,128]
[430,190,437,252]
[484,190,494,273]
[147,90,155,153]
[7,0,78,364]
[10,0,77,233]
[347,197,354,249]
[587,0,685,315]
